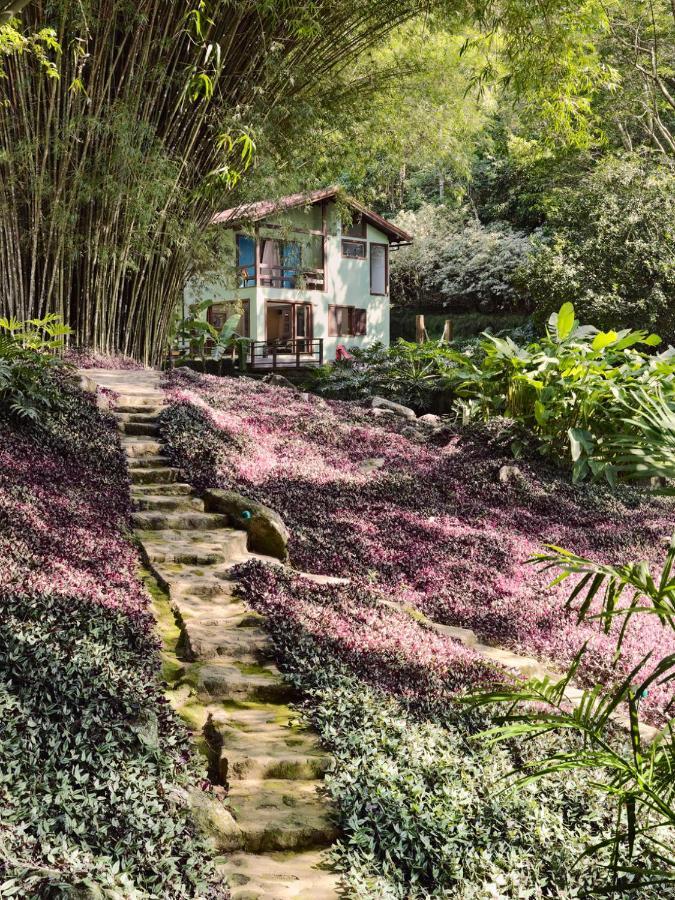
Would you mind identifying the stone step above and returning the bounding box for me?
[114,404,165,415]
[131,510,229,531]
[123,437,164,458]
[114,410,163,424]
[225,780,338,853]
[207,705,329,783]
[219,851,338,900]
[128,455,172,469]
[170,593,263,629]
[129,466,180,485]
[138,529,250,565]
[120,421,161,437]
[132,482,193,495]
[132,494,204,513]
[182,619,272,663]
[114,393,164,407]
[195,660,293,705]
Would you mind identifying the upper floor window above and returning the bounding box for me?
[370,243,388,295]
[341,239,367,259]
[344,214,367,239]
[260,238,301,289]
[236,234,256,287]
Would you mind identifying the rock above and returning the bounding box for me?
[188,787,243,851]
[203,489,289,561]
[129,709,159,749]
[359,457,385,474]
[262,373,296,390]
[369,407,396,418]
[401,426,426,443]
[370,395,417,420]
[499,464,521,484]
[418,413,441,426]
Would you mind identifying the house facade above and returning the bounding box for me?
[183,187,412,366]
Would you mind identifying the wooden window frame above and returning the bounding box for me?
[235,233,257,288]
[341,239,367,260]
[344,214,367,239]
[328,304,367,338]
[369,242,389,296]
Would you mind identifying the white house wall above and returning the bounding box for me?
[183,200,393,362]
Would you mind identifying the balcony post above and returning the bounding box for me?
[272,343,277,371]
[318,338,323,366]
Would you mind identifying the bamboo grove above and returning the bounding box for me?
[0,0,434,363]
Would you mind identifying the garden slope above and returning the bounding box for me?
[160,370,675,724]
[0,381,224,898]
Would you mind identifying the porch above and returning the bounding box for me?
[248,338,324,369]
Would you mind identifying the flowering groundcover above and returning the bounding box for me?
[0,378,224,898]
[160,369,675,724]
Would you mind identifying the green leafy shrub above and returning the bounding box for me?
[453,302,673,482]
[308,340,461,408]
[0,314,71,420]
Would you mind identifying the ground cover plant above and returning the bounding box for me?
[233,562,674,898]
[0,374,224,898]
[160,368,675,724]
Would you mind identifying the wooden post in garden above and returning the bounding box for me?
[442,319,454,343]
[416,315,428,345]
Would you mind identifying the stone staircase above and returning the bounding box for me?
[80,370,339,900]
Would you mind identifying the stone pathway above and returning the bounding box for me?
[80,370,339,900]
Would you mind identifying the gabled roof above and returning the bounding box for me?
[212,186,412,245]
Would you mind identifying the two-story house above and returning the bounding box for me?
[183,186,412,367]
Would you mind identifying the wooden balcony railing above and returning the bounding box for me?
[238,265,325,291]
[249,338,324,369]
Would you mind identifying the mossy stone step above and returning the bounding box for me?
[129,466,180,484]
[225,779,338,853]
[171,593,262,629]
[195,660,294,704]
[181,619,272,663]
[139,529,249,565]
[207,706,329,783]
[114,404,165,414]
[128,455,172,469]
[218,851,338,900]
[123,437,164,458]
[132,494,205,513]
[120,421,161,436]
[131,510,229,531]
[115,410,163,423]
[132,482,193,496]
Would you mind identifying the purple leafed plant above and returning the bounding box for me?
[161,370,675,723]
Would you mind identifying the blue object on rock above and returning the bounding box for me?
[241,510,253,521]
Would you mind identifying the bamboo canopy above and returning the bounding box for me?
[0,0,432,364]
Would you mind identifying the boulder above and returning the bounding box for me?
[188,787,243,851]
[369,407,397,418]
[418,413,441,426]
[498,464,521,484]
[401,426,426,443]
[262,373,296,390]
[203,489,289,561]
[370,396,417,420]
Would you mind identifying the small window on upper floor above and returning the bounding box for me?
[341,239,367,259]
[344,214,367,239]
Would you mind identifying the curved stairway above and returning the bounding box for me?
[80,370,339,900]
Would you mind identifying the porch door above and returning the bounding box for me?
[295,303,313,353]
[266,303,293,348]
